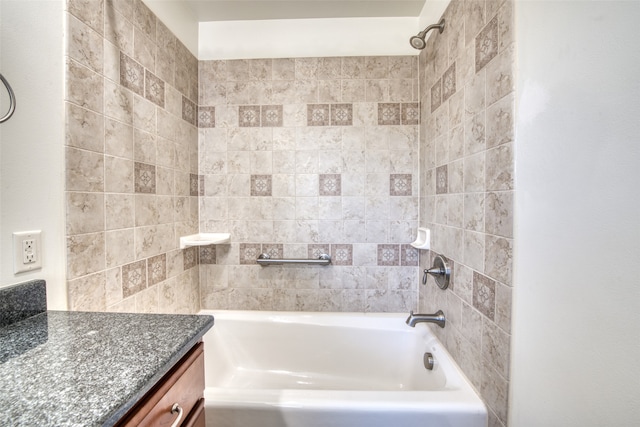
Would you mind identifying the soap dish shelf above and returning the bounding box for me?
[179,233,230,249]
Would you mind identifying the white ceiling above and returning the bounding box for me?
[144,0,449,59]
[182,0,427,21]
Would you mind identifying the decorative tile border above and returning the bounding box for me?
[331,244,353,266]
[239,243,262,264]
[199,246,216,264]
[377,103,401,125]
[473,271,496,320]
[262,243,283,259]
[145,70,165,108]
[251,174,272,196]
[377,244,400,266]
[122,260,147,298]
[134,162,156,194]
[401,103,420,125]
[436,165,448,194]
[147,254,167,286]
[182,96,196,125]
[390,174,412,196]
[198,106,216,128]
[400,244,419,266]
[120,52,144,96]
[239,105,261,127]
[331,104,353,126]
[442,63,456,103]
[476,16,499,72]
[190,174,199,196]
[308,244,330,259]
[307,104,330,126]
[183,246,198,270]
[319,174,341,196]
[261,105,283,127]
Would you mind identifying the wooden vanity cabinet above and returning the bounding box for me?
[116,342,205,427]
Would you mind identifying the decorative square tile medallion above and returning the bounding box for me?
[239,105,261,127]
[122,260,147,298]
[182,96,196,125]
[251,174,272,196]
[377,103,401,125]
[134,162,156,194]
[307,104,330,126]
[431,78,442,112]
[261,105,283,127]
[390,174,412,196]
[473,271,496,320]
[190,174,199,196]
[239,243,262,265]
[401,244,419,266]
[331,103,353,126]
[145,70,165,108]
[147,254,167,286]
[120,52,144,96]
[198,106,216,128]
[475,16,499,72]
[436,165,448,194]
[331,244,353,266]
[377,244,400,266]
[401,103,420,125]
[319,174,341,196]
[308,244,330,260]
[199,246,216,264]
[199,175,205,196]
[183,247,198,270]
[261,243,283,260]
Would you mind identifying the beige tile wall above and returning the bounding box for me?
[65,0,200,314]
[198,56,422,311]
[418,0,515,426]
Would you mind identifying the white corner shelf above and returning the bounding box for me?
[179,233,230,249]
[410,227,430,250]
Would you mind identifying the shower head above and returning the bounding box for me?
[409,18,445,50]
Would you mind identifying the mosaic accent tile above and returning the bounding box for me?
[331,244,353,266]
[442,62,456,102]
[262,243,283,259]
[120,52,144,96]
[436,165,448,194]
[239,105,261,127]
[134,162,156,194]
[190,173,199,196]
[400,244,419,266]
[331,103,353,126]
[183,246,198,270]
[378,103,401,125]
[476,16,499,72]
[307,104,330,126]
[377,244,399,266]
[144,70,165,107]
[240,243,262,265]
[198,106,216,128]
[261,105,283,127]
[431,78,442,112]
[308,244,330,260]
[182,96,196,125]
[122,260,147,298]
[390,174,412,196]
[473,271,496,320]
[251,174,272,196]
[319,174,342,196]
[147,254,167,286]
[401,103,420,125]
[199,246,216,264]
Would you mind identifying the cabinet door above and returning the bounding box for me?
[117,342,205,427]
[182,398,205,427]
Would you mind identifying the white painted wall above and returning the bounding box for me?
[0,0,67,309]
[511,1,640,425]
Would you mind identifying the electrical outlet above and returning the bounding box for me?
[13,230,42,274]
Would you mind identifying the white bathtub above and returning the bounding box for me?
[200,310,487,427]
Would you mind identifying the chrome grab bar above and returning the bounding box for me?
[0,73,16,123]
[257,253,331,266]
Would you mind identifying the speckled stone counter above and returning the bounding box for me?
[0,310,214,426]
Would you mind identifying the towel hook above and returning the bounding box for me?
[0,73,16,123]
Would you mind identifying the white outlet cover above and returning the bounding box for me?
[13,230,43,274]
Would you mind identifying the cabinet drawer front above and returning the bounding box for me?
[118,342,204,427]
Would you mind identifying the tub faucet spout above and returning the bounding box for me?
[406,310,446,328]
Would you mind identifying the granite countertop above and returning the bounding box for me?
[0,310,214,427]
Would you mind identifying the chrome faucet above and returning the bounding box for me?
[405,310,446,328]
